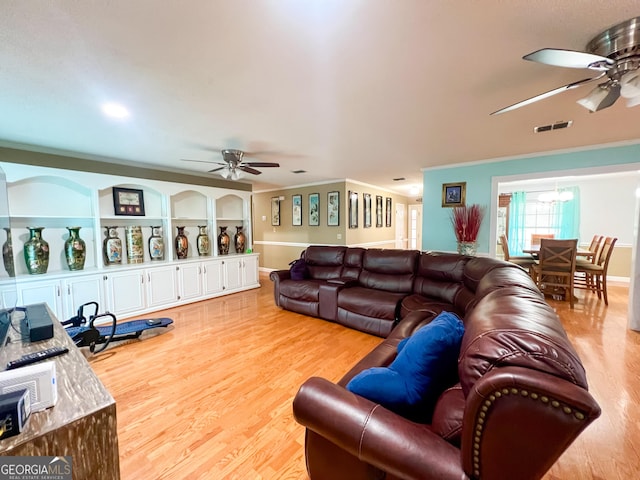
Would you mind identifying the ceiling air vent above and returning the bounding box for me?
[291,170,307,174]
[393,177,406,181]
[534,120,573,133]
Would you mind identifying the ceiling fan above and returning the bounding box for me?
[492,16,640,115]
[182,149,280,180]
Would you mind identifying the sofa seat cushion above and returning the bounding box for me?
[338,286,406,320]
[399,294,463,319]
[345,312,465,422]
[279,279,325,302]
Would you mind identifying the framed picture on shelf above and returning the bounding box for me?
[271,197,280,226]
[348,191,358,228]
[363,193,372,228]
[292,194,302,226]
[385,197,392,227]
[442,182,466,207]
[328,191,340,226]
[376,195,383,227]
[113,187,145,216]
[309,193,319,226]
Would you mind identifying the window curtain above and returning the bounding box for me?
[556,186,580,239]
[507,191,527,255]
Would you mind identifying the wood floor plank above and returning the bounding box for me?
[89,274,640,479]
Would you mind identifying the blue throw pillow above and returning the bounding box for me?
[346,311,464,421]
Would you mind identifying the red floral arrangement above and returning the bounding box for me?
[450,204,485,243]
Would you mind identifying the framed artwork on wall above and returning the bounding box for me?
[348,191,358,228]
[309,193,319,226]
[113,187,145,216]
[363,193,372,228]
[328,191,340,226]
[376,195,383,227]
[442,182,466,207]
[385,197,392,227]
[271,197,280,226]
[292,194,302,226]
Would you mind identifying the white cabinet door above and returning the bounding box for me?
[17,279,64,318]
[202,260,223,295]
[177,263,203,301]
[222,257,242,291]
[241,255,259,287]
[146,266,178,309]
[62,274,104,319]
[103,270,146,317]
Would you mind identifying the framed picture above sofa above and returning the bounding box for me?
[328,191,339,226]
[349,191,358,228]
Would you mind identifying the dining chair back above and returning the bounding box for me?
[499,234,535,269]
[530,233,555,247]
[575,237,617,305]
[529,238,578,308]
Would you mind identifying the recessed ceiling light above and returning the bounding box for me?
[409,186,420,195]
[101,102,130,119]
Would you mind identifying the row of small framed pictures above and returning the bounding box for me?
[271,191,340,227]
[348,191,392,229]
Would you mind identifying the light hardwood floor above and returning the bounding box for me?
[90,274,640,479]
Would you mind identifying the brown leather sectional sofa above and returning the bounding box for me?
[270,246,601,480]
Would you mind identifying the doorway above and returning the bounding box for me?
[395,203,407,249]
[408,204,423,250]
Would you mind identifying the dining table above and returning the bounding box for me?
[522,246,594,258]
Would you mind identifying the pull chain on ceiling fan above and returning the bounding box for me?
[492,16,640,115]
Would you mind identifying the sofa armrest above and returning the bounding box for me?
[269,270,291,306]
[293,377,465,480]
[461,366,601,480]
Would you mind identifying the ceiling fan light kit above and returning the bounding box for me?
[492,16,640,115]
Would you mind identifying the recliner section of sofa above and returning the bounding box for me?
[271,246,601,480]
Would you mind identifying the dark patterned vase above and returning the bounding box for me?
[24,227,49,274]
[64,226,86,271]
[234,226,246,254]
[217,226,230,255]
[175,226,188,259]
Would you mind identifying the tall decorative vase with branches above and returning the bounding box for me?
[450,204,485,256]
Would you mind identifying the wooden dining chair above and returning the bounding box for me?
[574,236,617,305]
[499,234,535,269]
[529,238,578,308]
[576,234,603,266]
[530,233,555,247]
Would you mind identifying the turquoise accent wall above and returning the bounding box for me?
[423,143,640,253]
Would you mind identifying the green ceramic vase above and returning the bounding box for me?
[64,227,86,271]
[24,227,49,274]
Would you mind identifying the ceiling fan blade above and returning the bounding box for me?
[490,73,606,115]
[239,166,262,175]
[208,167,226,173]
[243,162,280,168]
[524,48,614,70]
[181,158,224,165]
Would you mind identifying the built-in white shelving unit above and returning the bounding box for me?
[0,163,258,320]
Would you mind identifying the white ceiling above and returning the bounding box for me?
[1,1,639,195]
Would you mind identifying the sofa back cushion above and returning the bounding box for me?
[359,249,419,293]
[304,246,346,280]
[412,253,467,305]
[458,285,588,397]
[342,247,365,281]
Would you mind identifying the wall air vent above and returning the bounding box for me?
[534,120,573,133]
